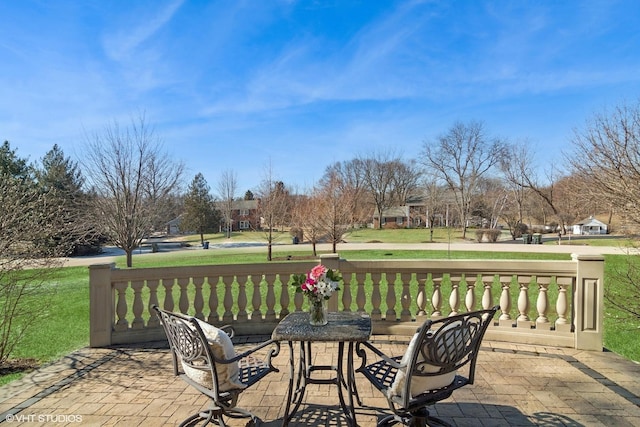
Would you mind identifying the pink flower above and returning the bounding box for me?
[302,277,317,293]
[310,265,327,280]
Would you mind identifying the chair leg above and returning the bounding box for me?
[377,408,451,427]
[179,407,261,427]
[425,416,451,427]
[378,414,401,426]
[417,407,451,427]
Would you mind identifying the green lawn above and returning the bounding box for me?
[1,229,638,386]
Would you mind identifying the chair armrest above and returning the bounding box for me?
[232,339,280,363]
[213,339,281,365]
[219,325,235,338]
[356,340,404,371]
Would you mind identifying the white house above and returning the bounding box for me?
[572,216,608,235]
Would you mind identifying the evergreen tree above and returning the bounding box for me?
[182,173,220,245]
[35,145,99,255]
[0,140,32,181]
[36,144,84,194]
[0,142,79,365]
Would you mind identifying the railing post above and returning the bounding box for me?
[572,254,604,351]
[320,253,341,312]
[89,263,116,347]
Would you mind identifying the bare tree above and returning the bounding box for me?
[474,177,508,229]
[360,152,402,229]
[290,193,321,255]
[421,121,506,238]
[422,177,448,241]
[256,164,290,261]
[217,169,238,238]
[568,99,640,321]
[144,147,185,233]
[83,115,184,267]
[499,143,534,238]
[0,142,80,366]
[569,100,640,225]
[314,171,354,253]
[390,159,422,206]
[321,159,369,227]
[520,163,569,232]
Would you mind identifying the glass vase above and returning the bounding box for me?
[309,298,328,326]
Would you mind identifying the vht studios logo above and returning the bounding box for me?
[5,413,83,423]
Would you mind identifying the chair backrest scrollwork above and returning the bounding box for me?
[406,306,498,395]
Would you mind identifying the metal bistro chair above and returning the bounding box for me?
[356,306,499,427]
[153,306,281,427]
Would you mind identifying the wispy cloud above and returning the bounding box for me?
[102,0,185,63]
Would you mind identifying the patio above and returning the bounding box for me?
[1,336,639,426]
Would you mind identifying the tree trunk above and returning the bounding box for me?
[126,250,133,268]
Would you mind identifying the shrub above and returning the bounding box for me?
[475,229,501,242]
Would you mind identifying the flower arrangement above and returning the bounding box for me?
[292,264,341,302]
[292,264,341,325]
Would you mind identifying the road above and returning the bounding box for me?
[61,236,633,267]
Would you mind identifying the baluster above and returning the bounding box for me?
[449,275,461,316]
[114,281,128,331]
[481,275,494,310]
[465,275,477,313]
[147,279,160,328]
[356,273,366,312]
[431,273,443,318]
[400,272,412,321]
[555,277,573,332]
[517,275,531,327]
[251,277,264,321]
[341,272,352,312]
[131,280,144,329]
[222,275,234,323]
[385,273,397,321]
[208,277,220,323]
[536,276,551,330]
[193,277,205,320]
[279,274,290,317]
[416,273,427,318]
[178,277,190,314]
[265,274,276,321]
[499,275,513,326]
[162,278,175,312]
[237,276,248,322]
[294,291,304,312]
[370,272,382,321]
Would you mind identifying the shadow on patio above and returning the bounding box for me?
[1,337,639,426]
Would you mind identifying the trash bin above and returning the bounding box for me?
[292,236,299,244]
[522,234,530,244]
[203,241,209,249]
[532,233,542,244]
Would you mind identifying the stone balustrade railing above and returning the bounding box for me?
[89,253,605,351]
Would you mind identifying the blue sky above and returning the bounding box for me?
[2,1,640,194]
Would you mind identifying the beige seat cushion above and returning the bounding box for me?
[181,318,245,392]
[388,325,458,399]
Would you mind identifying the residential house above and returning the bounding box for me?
[228,199,261,231]
[572,216,608,235]
[371,195,430,229]
[166,200,261,234]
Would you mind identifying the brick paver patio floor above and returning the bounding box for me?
[1,336,639,426]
